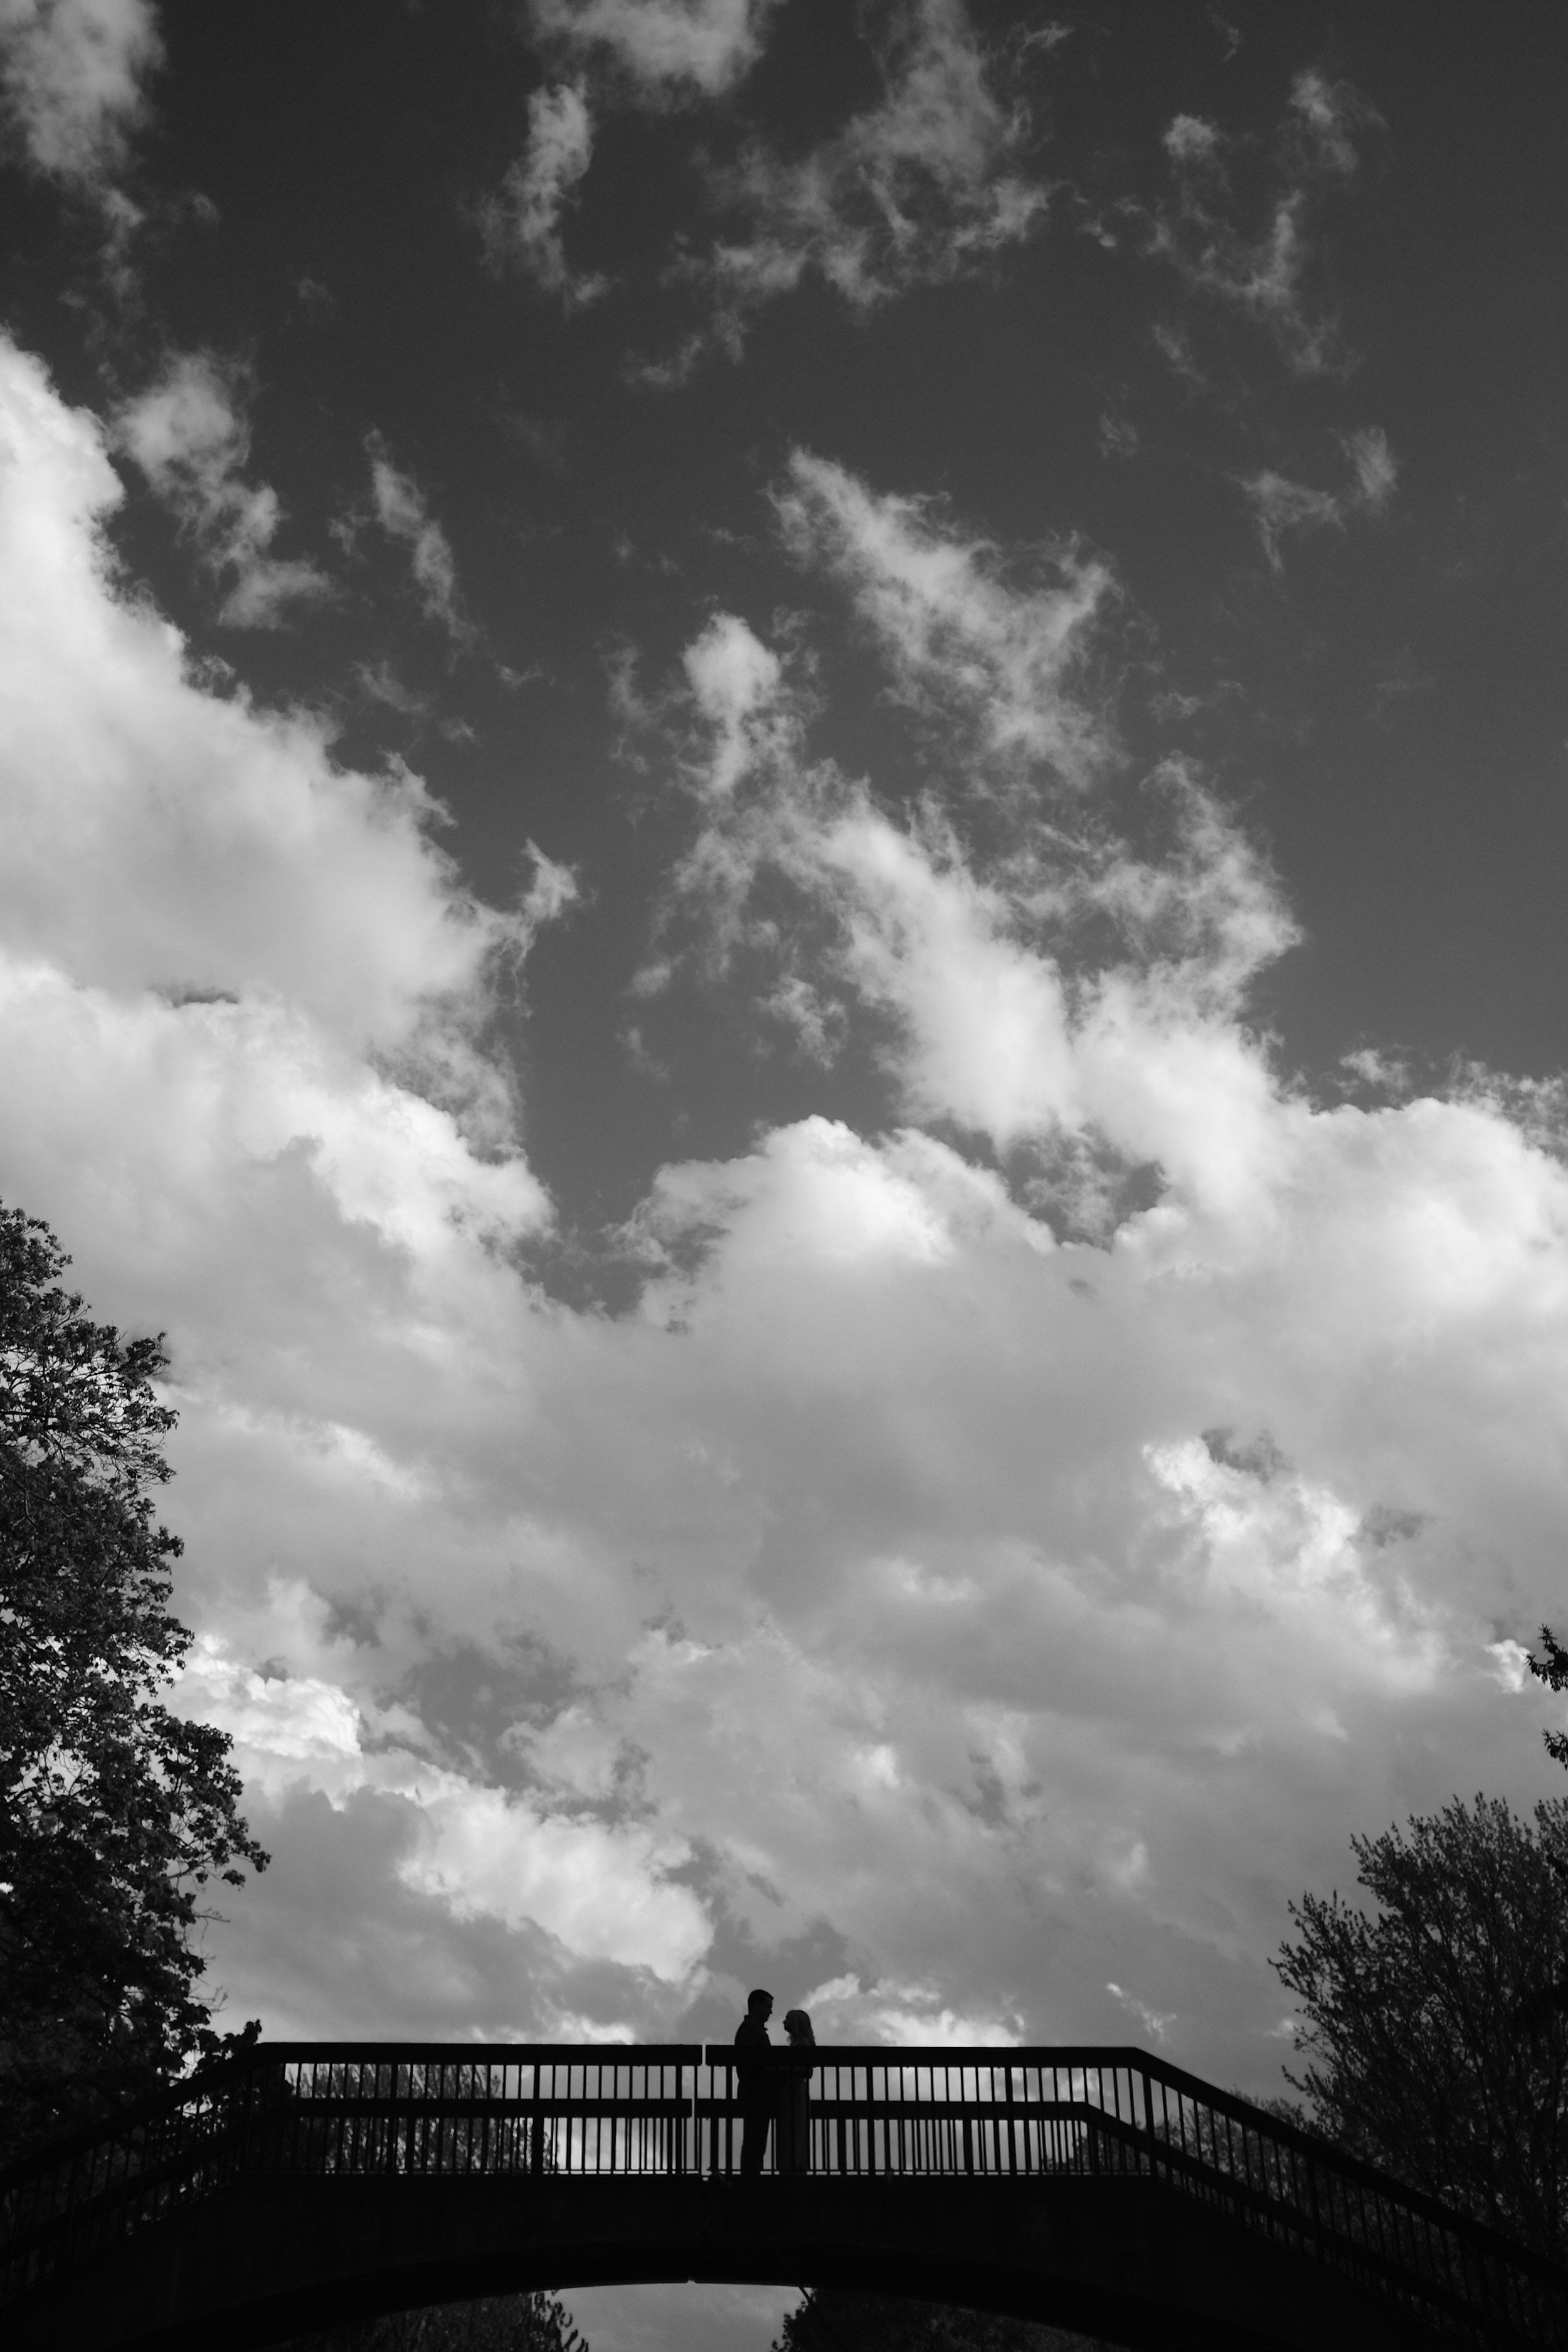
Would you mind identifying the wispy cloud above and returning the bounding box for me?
[1149,68,1380,375]
[479,77,608,307]
[1240,426,1398,568]
[1345,424,1399,510]
[775,449,1111,793]
[116,352,331,627]
[494,0,1051,379]
[528,0,780,98]
[1107,1979,1174,2042]
[647,458,1295,1151]
[365,438,471,644]
[0,0,160,204]
[662,0,1049,366]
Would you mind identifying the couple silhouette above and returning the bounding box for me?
[733,1988,815,2175]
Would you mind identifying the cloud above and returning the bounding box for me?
[658,632,1292,1166]
[0,0,159,199]
[775,450,1112,790]
[1344,423,1398,508]
[1106,1980,1173,2042]
[798,1974,1023,2048]
[1240,426,1397,568]
[1288,66,1374,178]
[480,78,608,307]
[669,0,1049,361]
[680,608,790,795]
[116,354,332,627]
[484,6,784,320]
[365,437,471,643]
[1149,68,1380,375]
[1163,114,1221,167]
[528,0,780,97]
[586,1094,1568,2055]
[499,1,1051,374]
[9,334,1568,2088]
[179,1636,709,1983]
[0,331,551,1180]
[650,457,1291,1135]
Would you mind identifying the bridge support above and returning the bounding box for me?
[8,2172,1433,2352]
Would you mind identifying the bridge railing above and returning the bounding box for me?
[3,2043,1567,2349]
[699,2049,1135,2180]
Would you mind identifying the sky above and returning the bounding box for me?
[3,0,1568,2342]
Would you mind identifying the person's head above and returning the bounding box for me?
[782,2008,813,2042]
[747,1988,774,2020]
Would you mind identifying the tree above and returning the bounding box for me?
[283,2292,589,2351]
[1273,1794,1568,2254]
[1528,1627,1568,1766]
[775,2289,1110,2352]
[0,1202,267,2167]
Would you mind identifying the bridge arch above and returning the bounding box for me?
[3,2044,1561,2352]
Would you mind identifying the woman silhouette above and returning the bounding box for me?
[776,2008,815,2173]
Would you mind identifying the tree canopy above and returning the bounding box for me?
[1529,1626,1568,1768]
[0,1201,267,2166]
[1274,1793,1568,2254]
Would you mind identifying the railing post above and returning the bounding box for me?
[1140,2062,1162,2183]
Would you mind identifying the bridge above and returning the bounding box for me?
[3,2043,1565,2352]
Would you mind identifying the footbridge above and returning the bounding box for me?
[3,2043,1565,2351]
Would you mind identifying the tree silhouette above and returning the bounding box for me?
[1530,1627,1568,1767]
[0,1201,267,2164]
[1274,1793,1568,2253]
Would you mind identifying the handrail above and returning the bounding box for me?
[2,2043,1564,2348]
[1132,2048,1568,2280]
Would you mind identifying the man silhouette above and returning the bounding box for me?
[734,1988,775,2176]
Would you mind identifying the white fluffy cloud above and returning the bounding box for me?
[5,334,1568,2082]
[117,353,331,625]
[0,0,159,194]
[0,346,526,1083]
[179,1637,709,1984]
